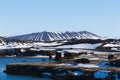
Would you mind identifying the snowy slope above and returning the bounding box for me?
[9,31,101,41]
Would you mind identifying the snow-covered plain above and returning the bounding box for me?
[103,43,120,47]
[57,43,102,49]
[0,46,9,50]
[33,42,63,47]
[0,42,31,50]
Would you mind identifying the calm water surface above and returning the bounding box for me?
[0,58,53,80]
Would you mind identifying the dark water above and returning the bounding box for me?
[0,58,53,80]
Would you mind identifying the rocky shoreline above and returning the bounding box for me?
[4,63,120,80]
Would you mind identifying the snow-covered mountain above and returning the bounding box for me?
[9,31,101,41]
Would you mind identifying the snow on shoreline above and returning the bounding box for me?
[58,63,99,68]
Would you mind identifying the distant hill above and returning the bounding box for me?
[0,36,7,43]
[8,31,101,41]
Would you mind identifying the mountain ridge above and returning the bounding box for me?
[8,31,101,41]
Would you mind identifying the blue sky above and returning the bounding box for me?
[0,0,120,37]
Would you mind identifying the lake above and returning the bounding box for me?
[0,58,53,80]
